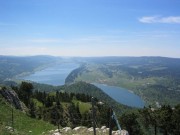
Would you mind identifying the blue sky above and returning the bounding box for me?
[0,0,180,57]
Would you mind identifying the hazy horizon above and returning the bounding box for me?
[1,54,180,59]
[0,0,180,57]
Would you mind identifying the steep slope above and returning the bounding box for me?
[0,86,55,135]
[0,88,25,111]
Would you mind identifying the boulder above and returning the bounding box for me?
[87,127,93,132]
[101,126,106,130]
[62,127,71,132]
[53,133,61,135]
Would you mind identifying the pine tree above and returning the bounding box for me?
[140,107,158,135]
[29,100,36,118]
[172,104,180,135]
[158,105,173,135]
[19,82,33,106]
[120,112,144,135]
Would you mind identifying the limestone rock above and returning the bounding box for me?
[101,126,106,130]
[62,127,71,132]
[0,89,25,111]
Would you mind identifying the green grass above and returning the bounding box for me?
[61,100,91,114]
[0,96,55,135]
[32,98,43,107]
[72,100,92,114]
[48,92,56,96]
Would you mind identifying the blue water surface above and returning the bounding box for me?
[94,83,145,108]
[21,63,79,86]
[20,63,144,108]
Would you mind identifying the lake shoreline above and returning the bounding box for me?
[17,63,145,108]
[93,83,145,108]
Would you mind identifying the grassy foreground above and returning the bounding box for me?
[0,96,55,135]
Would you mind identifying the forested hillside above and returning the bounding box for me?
[0,55,58,83]
[66,57,180,106]
[1,82,180,135]
[0,82,120,134]
[9,82,127,127]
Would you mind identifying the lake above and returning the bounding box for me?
[20,63,79,86]
[20,63,144,108]
[94,83,145,108]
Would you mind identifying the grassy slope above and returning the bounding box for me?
[72,100,92,114]
[0,95,55,135]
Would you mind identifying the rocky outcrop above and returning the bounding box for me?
[48,126,129,135]
[0,88,25,111]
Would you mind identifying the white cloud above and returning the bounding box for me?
[139,16,180,24]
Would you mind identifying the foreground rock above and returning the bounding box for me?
[0,88,26,111]
[47,126,128,135]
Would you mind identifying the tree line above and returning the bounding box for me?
[11,82,180,135]
[11,82,110,128]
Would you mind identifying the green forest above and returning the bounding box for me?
[0,82,180,135]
